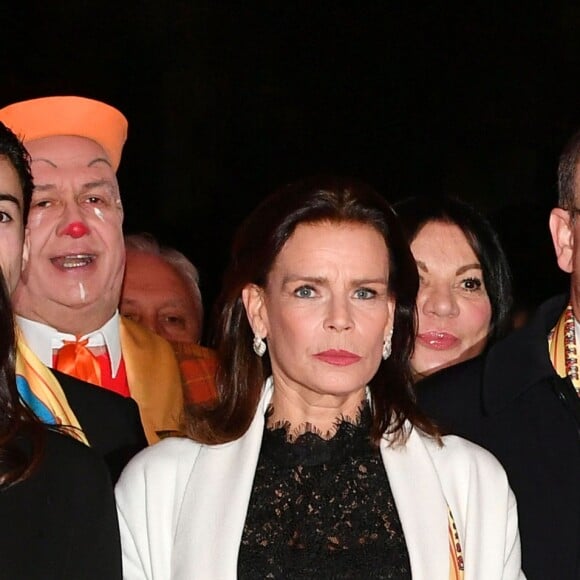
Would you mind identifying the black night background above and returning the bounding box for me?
[2,2,579,320]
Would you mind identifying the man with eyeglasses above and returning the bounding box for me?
[417,130,580,580]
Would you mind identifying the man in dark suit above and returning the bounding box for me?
[418,130,580,579]
[53,370,146,482]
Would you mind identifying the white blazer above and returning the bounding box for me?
[116,381,524,579]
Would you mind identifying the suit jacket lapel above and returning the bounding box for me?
[381,428,449,579]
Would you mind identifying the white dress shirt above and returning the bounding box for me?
[17,312,123,378]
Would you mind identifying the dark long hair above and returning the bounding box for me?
[0,122,44,488]
[395,195,513,346]
[0,270,44,488]
[185,177,439,445]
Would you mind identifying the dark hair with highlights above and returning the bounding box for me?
[184,176,439,445]
[0,123,44,487]
[0,268,44,488]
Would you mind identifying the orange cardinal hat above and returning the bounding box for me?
[0,96,128,171]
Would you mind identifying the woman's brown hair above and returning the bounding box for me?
[0,271,45,488]
[184,176,439,445]
[0,122,45,487]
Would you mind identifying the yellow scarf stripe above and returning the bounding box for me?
[15,331,88,445]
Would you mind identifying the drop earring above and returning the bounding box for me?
[253,334,267,357]
[382,328,393,360]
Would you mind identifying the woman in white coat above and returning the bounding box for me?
[116,177,524,579]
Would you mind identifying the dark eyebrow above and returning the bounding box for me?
[30,158,57,168]
[281,275,387,286]
[31,184,55,193]
[30,157,112,169]
[88,157,113,168]
[0,193,21,209]
[351,277,388,286]
[456,263,482,276]
[80,179,117,194]
[416,260,482,276]
[32,179,118,195]
[282,275,326,286]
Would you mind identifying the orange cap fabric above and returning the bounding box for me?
[0,96,128,171]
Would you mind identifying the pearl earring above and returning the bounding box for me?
[253,335,267,357]
[382,328,393,360]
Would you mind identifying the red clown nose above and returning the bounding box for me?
[62,221,89,238]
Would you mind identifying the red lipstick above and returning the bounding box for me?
[313,349,362,366]
[417,331,459,351]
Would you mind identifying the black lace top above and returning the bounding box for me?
[237,406,412,579]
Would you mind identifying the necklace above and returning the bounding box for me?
[548,304,580,394]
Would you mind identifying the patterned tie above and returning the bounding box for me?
[54,338,102,386]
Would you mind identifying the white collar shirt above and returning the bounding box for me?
[16,311,123,378]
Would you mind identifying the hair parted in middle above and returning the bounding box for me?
[184,176,439,446]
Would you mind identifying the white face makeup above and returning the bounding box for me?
[78,281,86,302]
[12,135,125,334]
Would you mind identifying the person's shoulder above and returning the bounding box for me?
[419,355,485,390]
[52,368,143,434]
[425,432,508,483]
[416,357,486,427]
[117,436,201,485]
[44,428,105,463]
[38,429,112,487]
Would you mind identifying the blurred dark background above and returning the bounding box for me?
[2,1,577,321]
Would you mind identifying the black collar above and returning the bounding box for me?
[482,295,568,414]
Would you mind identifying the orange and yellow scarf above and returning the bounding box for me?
[15,330,88,445]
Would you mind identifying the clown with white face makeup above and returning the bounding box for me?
[16,134,125,335]
[0,96,183,444]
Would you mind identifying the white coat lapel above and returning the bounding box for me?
[172,382,274,579]
[381,427,449,580]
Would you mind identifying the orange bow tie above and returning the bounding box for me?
[54,338,102,386]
